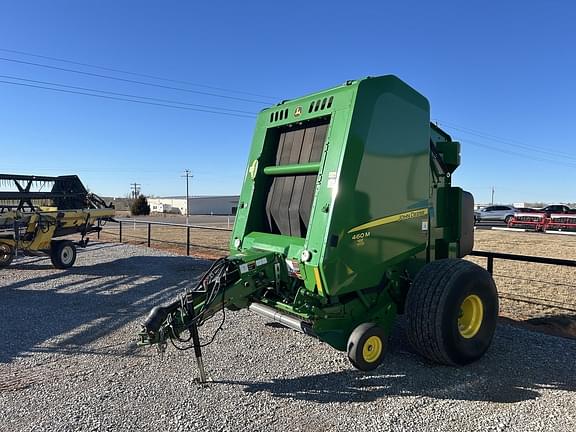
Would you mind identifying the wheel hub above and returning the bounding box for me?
[458,294,484,339]
[61,246,73,265]
[362,335,383,363]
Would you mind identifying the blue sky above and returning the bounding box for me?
[0,1,575,204]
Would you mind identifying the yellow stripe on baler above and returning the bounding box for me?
[313,267,324,296]
[347,208,428,233]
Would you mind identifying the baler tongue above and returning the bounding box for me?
[138,258,227,382]
[138,253,278,382]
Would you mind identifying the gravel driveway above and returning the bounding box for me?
[1,242,575,431]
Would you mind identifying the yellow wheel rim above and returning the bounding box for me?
[362,335,383,363]
[458,294,484,339]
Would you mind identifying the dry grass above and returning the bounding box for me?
[469,230,576,338]
[98,222,230,260]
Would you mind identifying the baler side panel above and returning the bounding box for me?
[231,115,269,250]
[321,77,431,296]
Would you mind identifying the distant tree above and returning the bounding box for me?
[131,195,151,216]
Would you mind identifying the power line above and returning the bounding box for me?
[457,137,576,168]
[0,79,256,118]
[4,79,572,165]
[0,56,271,105]
[0,74,257,115]
[0,48,278,101]
[435,119,576,161]
[0,167,174,174]
[436,118,576,167]
[3,77,574,166]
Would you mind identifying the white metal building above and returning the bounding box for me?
[148,196,239,215]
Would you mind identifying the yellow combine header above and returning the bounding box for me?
[0,174,114,268]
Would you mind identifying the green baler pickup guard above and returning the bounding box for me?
[139,75,498,379]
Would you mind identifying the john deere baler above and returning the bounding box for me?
[140,75,497,377]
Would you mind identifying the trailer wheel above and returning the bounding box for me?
[347,323,388,371]
[50,240,77,269]
[0,243,14,268]
[406,258,498,366]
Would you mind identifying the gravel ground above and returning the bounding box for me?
[1,242,576,432]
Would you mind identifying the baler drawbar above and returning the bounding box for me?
[139,75,499,379]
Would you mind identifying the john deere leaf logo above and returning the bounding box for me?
[294,106,302,117]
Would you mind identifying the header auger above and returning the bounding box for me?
[139,75,498,380]
[0,174,114,269]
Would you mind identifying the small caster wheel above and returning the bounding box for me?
[347,322,388,371]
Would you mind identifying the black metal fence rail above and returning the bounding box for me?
[97,218,232,255]
[93,223,576,313]
[470,250,576,312]
[470,250,576,275]
[97,222,576,267]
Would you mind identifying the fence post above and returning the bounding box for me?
[187,226,191,256]
[119,220,123,243]
[147,223,151,248]
[97,219,100,240]
[487,256,494,275]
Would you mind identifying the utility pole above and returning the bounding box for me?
[182,170,193,225]
[130,182,141,200]
[491,186,495,205]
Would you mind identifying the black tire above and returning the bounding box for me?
[347,323,388,371]
[0,243,14,268]
[504,215,512,225]
[406,258,498,366]
[50,240,77,269]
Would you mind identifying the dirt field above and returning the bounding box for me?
[98,220,230,259]
[469,230,576,338]
[99,223,576,338]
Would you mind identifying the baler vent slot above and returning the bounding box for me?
[308,96,333,113]
[270,108,289,123]
[265,120,329,238]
